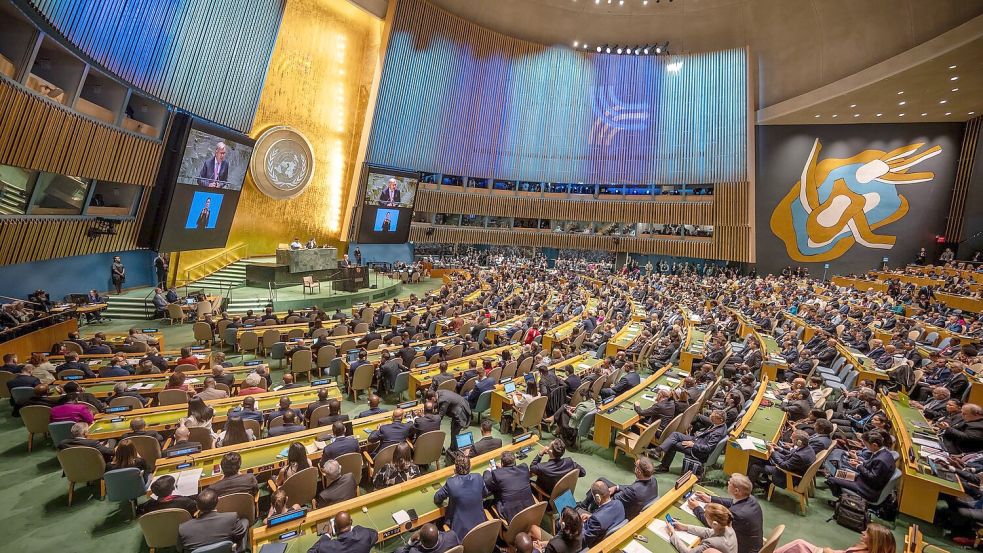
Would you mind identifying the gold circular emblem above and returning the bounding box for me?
[249,126,315,199]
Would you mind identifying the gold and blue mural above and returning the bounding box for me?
[770,138,942,262]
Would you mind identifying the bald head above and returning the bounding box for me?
[418,523,439,548]
[334,511,352,533]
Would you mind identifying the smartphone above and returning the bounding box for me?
[665,514,674,524]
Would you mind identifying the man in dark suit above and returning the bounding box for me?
[582,480,626,547]
[58,422,115,460]
[7,365,40,416]
[468,419,502,458]
[357,395,387,418]
[613,457,660,518]
[941,403,983,454]
[304,388,333,424]
[483,451,535,522]
[317,459,357,507]
[429,361,456,392]
[653,409,728,472]
[423,340,443,361]
[229,396,264,425]
[306,511,377,553]
[380,178,402,207]
[177,489,248,552]
[601,363,640,399]
[268,410,306,437]
[55,352,96,378]
[826,429,897,502]
[410,402,442,440]
[467,371,497,408]
[122,417,163,444]
[0,353,21,373]
[266,397,301,426]
[395,523,460,553]
[320,422,361,463]
[139,474,197,516]
[368,409,413,457]
[688,474,763,553]
[778,390,811,422]
[196,142,230,188]
[317,400,352,429]
[434,456,488,539]
[633,388,676,430]
[530,439,585,495]
[756,431,816,489]
[437,389,472,446]
[206,452,259,497]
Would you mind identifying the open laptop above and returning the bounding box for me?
[455,431,474,450]
[503,381,517,394]
[553,489,577,513]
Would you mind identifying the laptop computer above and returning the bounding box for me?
[455,432,474,450]
[503,381,517,394]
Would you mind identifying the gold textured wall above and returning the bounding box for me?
[176,0,382,278]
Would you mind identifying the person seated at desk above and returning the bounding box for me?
[368,408,413,456]
[429,361,456,392]
[316,399,351,429]
[306,237,318,249]
[85,289,106,322]
[177,488,249,552]
[55,352,96,378]
[465,419,502,458]
[357,394,387,418]
[508,379,541,422]
[580,479,626,548]
[395,523,460,553]
[779,389,812,422]
[139,474,197,516]
[530,507,582,553]
[61,381,105,412]
[423,339,443,361]
[530,439,585,496]
[774,523,895,553]
[410,401,442,440]
[911,386,951,420]
[435,455,488,538]
[483,449,535,521]
[141,347,168,373]
[749,430,816,490]
[306,511,378,553]
[260,307,279,324]
[319,422,361,463]
[134,358,160,375]
[466,370,497,408]
[377,351,407,396]
[151,288,167,318]
[180,397,216,433]
[318,459,357,507]
[106,439,150,482]
[304,387,333,424]
[237,373,266,396]
[175,347,199,368]
[194,377,228,401]
[50,391,95,423]
[23,384,61,409]
[939,402,983,454]
[373,442,421,488]
[266,488,301,523]
[652,409,728,473]
[289,237,303,250]
[108,382,150,407]
[126,327,159,347]
[121,417,163,445]
[229,396,264,424]
[267,397,301,426]
[100,356,133,378]
[633,387,676,429]
[215,416,256,447]
[0,353,21,373]
[165,287,179,304]
[83,333,114,355]
[273,442,311,487]
[6,364,40,416]
[576,457,659,519]
[666,503,738,553]
[600,362,640,399]
[825,429,895,503]
[58,422,115,461]
[269,410,306,437]
[206,452,259,498]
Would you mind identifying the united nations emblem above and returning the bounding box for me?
[249,126,315,199]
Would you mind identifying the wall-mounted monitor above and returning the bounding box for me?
[355,165,419,244]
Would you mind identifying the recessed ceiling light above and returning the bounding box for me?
[876,113,882,117]
[949,65,957,69]
[618,0,624,5]
[952,88,959,92]
[854,114,860,117]
[898,101,906,106]
[573,41,579,47]
[850,104,857,108]
[945,112,952,116]
[940,100,947,104]
[897,91,904,95]
[921,113,928,116]
[831,114,838,118]
[950,76,959,81]
[899,113,905,117]
[814,114,820,118]
[970,112,976,115]
[643,0,649,4]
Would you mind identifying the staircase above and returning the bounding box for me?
[227,294,275,315]
[193,260,248,291]
[103,295,153,320]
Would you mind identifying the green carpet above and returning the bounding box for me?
[0,279,956,551]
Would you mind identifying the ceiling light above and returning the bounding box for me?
[573,41,579,47]
[950,76,958,81]
[921,113,928,116]
[597,46,602,52]
[949,65,957,69]
[899,113,905,117]
[854,114,860,117]
[814,114,820,118]
[643,47,649,54]
[849,104,857,108]
[643,0,648,4]
[831,114,838,118]
[970,112,976,115]
[898,101,906,106]
[945,112,952,116]
[616,47,623,54]
[897,91,904,95]
[952,88,959,92]
[619,0,624,5]
[606,47,611,53]
[655,46,661,54]
[940,100,947,104]
[875,113,882,117]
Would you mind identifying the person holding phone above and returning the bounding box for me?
[307,511,377,553]
[581,479,626,547]
[665,503,737,553]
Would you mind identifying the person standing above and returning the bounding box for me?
[111,255,125,294]
[354,247,362,266]
[154,253,168,289]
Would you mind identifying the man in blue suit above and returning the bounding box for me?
[368,408,413,457]
[483,451,535,521]
[319,422,360,464]
[306,511,377,553]
[434,455,487,538]
[653,409,728,472]
[467,371,497,408]
[600,363,640,399]
[582,479,626,547]
[196,142,230,188]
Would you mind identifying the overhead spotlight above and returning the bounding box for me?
[643,47,650,54]
[597,46,602,52]
[573,40,579,47]
[654,45,661,54]
[606,46,611,53]
[616,46,623,54]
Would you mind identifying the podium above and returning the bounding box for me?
[275,247,338,272]
[334,266,368,292]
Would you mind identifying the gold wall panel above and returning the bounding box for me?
[175,0,383,274]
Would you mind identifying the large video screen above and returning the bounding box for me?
[178,129,253,191]
[145,116,254,252]
[357,167,418,244]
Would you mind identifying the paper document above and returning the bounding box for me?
[648,520,699,548]
[665,378,680,385]
[735,437,767,451]
[185,378,201,384]
[392,510,411,525]
[764,392,778,401]
[679,499,708,517]
[621,539,652,553]
[151,468,201,497]
[912,437,943,450]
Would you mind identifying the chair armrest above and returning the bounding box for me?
[267,477,279,493]
[531,482,548,499]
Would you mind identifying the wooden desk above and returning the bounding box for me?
[882,395,964,522]
[722,378,786,476]
[606,321,645,357]
[593,366,681,447]
[250,436,539,552]
[54,363,264,399]
[407,343,520,397]
[590,473,698,553]
[830,276,888,293]
[1,318,77,360]
[488,355,602,421]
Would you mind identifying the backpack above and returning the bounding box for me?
[831,490,868,531]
